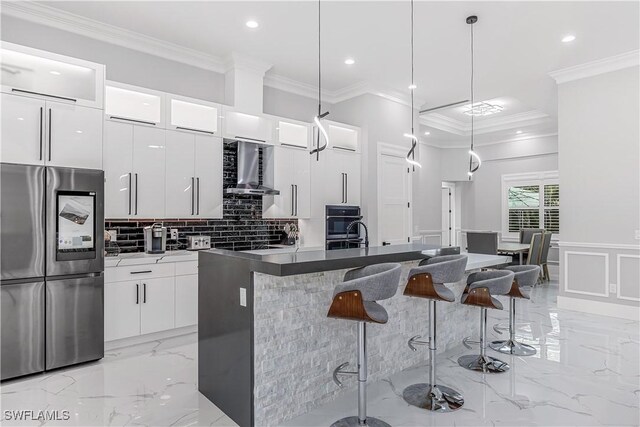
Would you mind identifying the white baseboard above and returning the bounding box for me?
[557,296,640,321]
[105,325,197,351]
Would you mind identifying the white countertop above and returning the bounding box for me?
[104,250,199,267]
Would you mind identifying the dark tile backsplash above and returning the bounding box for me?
[105,141,297,254]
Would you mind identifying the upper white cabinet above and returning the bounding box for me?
[105,82,164,127]
[1,93,102,168]
[104,121,134,218]
[311,148,361,207]
[222,109,272,144]
[165,131,223,218]
[167,96,219,135]
[312,120,360,152]
[263,146,310,219]
[276,120,310,149]
[1,42,104,109]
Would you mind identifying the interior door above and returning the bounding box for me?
[46,101,103,169]
[379,153,410,245]
[442,187,452,246]
[45,275,104,370]
[194,135,223,218]
[1,93,45,165]
[103,121,134,218]
[132,126,166,217]
[165,131,196,217]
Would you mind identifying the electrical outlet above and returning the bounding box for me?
[170,229,179,240]
[609,283,617,293]
[239,288,247,307]
[106,229,117,242]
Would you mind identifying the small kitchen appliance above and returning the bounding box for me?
[187,235,211,251]
[144,223,167,254]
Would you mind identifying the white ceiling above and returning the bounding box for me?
[18,1,640,145]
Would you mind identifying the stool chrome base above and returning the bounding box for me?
[489,339,536,356]
[403,383,464,412]
[330,416,391,427]
[457,354,509,373]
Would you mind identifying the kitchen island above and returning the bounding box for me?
[198,244,509,426]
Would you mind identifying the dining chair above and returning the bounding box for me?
[526,233,544,284]
[519,228,545,244]
[466,232,498,255]
[539,232,552,281]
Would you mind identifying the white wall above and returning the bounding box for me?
[556,65,640,318]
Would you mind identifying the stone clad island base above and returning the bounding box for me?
[198,244,479,427]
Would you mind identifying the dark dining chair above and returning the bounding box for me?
[519,228,545,244]
[466,232,498,255]
[539,232,552,281]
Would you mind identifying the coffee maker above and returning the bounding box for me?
[144,223,167,254]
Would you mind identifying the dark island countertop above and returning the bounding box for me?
[200,243,440,277]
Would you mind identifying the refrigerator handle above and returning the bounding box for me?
[135,284,139,304]
[48,108,52,162]
[128,173,132,215]
[39,107,43,160]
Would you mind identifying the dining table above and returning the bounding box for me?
[497,242,530,265]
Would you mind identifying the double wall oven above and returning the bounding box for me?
[325,205,362,250]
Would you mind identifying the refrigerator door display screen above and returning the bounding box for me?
[57,193,95,252]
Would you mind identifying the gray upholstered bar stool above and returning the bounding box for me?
[328,263,402,427]
[402,254,468,412]
[458,270,515,373]
[490,265,540,356]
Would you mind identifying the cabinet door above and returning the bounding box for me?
[165,131,196,217]
[194,135,223,218]
[292,148,311,218]
[103,121,134,218]
[224,111,271,143]
[140,277,175,335]
[132,126,166,217]
[342,152,361,205]
[324,150,347,205]
[175,274,198,328]
[1,94,45,165]
[104,280,140,342]
[46,101,103,169]
[263,147,293,218]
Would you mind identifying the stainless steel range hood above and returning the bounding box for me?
[225,140,280,196]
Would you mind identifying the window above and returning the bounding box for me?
[502,172,559,237]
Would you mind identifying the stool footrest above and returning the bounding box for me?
[332,362,357,388]
[408,335,429,351]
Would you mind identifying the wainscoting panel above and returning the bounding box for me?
[564,251,609,297]
[617,254,640,301]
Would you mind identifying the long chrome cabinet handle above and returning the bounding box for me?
[135,284,139,304]
[48,108,52,161]
[12,88,76,103]
[135,173,138,215]
[39,107,43,160]
[291,184,295,216]
[345,174,348,203]
[191,177,195,215]
[196,177,200,215]
[143,283,147,303]
[109,116,156,126]
[130,270,152,274]
[295,185,298,216]
[128,173,132,215]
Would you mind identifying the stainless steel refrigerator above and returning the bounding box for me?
[1,164,105,380]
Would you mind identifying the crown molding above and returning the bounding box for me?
[420,110,550,136]
[224,52,272,75]
[2,1,228,73]
[549,50,640,84]
[420,132,558,149]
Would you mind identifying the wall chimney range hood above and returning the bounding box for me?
[226,140,280,196]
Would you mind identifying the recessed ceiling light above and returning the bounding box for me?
[142,102,150,106]
[562,34,576,43]
[344,58,355,65]
[516,130,522,134]
[49,70,61,75]
[424,131,430,135]
[17,117,24,121]
[75,130,83,134]
[408,84,417,90]
[246,20,259,29]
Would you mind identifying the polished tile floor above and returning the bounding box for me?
[1,280,638,426]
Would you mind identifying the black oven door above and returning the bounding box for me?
[326,205,361,240]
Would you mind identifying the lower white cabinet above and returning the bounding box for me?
[104,280,140,342]
[140,277,175,335]
[175,274,198,328]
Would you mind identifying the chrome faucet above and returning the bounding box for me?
[346,220,369,248]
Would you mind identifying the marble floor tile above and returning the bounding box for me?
[1,280,638,426]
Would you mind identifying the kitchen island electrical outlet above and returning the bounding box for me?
[240,288,247,307]
[107,229,117,241]
[170,229,179,240]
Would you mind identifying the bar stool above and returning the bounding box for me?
[328,263,402,427]
[402,254,468,412]
[490,265,540,356]
[458,270,514,373]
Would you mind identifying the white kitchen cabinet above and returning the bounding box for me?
[194,135,223,218]
[132,126,166,217]
[165,131,196,217]
[140,277,175,335]
[105,82,164,127]
[223,110,272,144]
[328,122,359,152]
[312,149,361,206]
[46,101,103,169]
[277,120,310,149]
[175,274,198,328]
[1,93,45,165]
[104,121,134,218]
[168,97,219,134]
[104,280,141,342]
[263,146,310,219]
[164,131,223,218]
[1,93,102,168]
[1,42,105,109]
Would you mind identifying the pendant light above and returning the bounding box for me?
[467,15,481,179]
[405,0,421,169]
[310,0,329,161]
